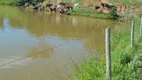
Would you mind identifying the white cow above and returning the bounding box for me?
[74,3,79,7]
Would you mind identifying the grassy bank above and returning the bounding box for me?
[0,0,20,5]
[0,0,44,5]
[68,0,142,19]
[73,17,142,80]
[68,8,117,19]
[110,0,142,6]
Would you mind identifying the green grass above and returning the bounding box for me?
[110,0,131,5]
[0,0,21,5]
[110,0,142,6]
[0,0,44,5]
[68,8,116,19]
[1,0,142,6]
[73,17,142,80]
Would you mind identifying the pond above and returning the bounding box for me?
[0,5,126,80]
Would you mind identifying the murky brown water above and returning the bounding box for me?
[0,5,127,80]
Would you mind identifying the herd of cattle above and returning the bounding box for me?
[22,1,79,14]
[21,1,134,18]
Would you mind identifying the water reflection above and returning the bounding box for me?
[27,38,54,59]
[0,5,125,53]
[0,17,4,30]
[0,5,128,80]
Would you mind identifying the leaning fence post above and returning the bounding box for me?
[140,17,142,35]
[105,28,111,80]
[131,21,135,47]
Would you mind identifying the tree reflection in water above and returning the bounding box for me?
[0,5,128,55]
[0,17,4,30]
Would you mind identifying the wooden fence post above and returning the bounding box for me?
[131,21,135,47]
[105,28,111,80]
[140,17,142,35]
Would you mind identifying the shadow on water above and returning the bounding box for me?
[0,5,129,80]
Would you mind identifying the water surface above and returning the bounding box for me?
[0,5,126,80]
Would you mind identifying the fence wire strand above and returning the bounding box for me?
[0,40,79,68]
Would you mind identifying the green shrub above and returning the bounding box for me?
[120,54,132,65]
[109,8,119,19]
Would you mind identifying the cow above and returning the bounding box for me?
[57,2,73,14]
[46,3,57,12]
[74,3,80,7]
[101,3,116,9]
[23,2,30,8]
[60,2,73,11]
[33,2,45,11]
